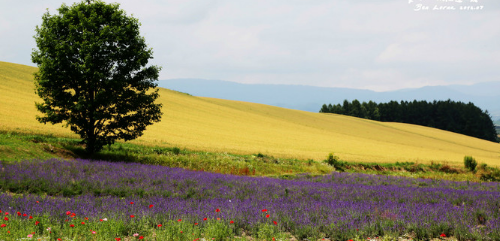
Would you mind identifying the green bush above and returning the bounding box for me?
[172,147,181,155]
[323,153,346,172]
[324,153,339,166]
[464,156,477,172]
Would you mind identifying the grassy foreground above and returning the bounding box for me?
[1,61,500,166]
[2,158,500,241]
[1,131,500,182]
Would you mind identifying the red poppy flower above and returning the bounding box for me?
[262,209,267,212]
[194,222,198,225]
[230,220,234,224]
[273,221,277,225]
[17,212,21,216]
[70,224,75,227]
[440,233,446,237]
[29,216,33,219]
[58,239,62,241]
[3,217,8,221]
[149,204,154,208]
[99,219,103,222]
[23,214,27,217]
[66,211,71,215]
[36,201,39,203]
[115,238,121,241]
[85,217,89,220]
[4,212,8,215]
[139,236,144,239]
[203,218,207,221]
[266,214,270,218]
[180,231,183,233]
[130,215,135,218]
[272,238,275,241]
[0,224,6,227]
[157,224,162,227]
[70,213,76,217]
[81,222,85,225]
[178,219,182,222]
[35,221,40,225]
[215,208,220,212]
[130,202,134,205]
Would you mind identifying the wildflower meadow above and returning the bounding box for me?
[0,159,499,240]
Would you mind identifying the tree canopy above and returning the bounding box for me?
[32,0,162,154]
[320,99,498,142]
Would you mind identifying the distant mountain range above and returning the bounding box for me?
[159,79,500,120]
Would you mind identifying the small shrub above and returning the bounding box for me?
[464,156,477,172]
[325,153,338,166]
[172,147,181,155]
[323,153,347,172]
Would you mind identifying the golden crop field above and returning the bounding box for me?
[1,61,499,166]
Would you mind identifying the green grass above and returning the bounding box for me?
[0,214,287,241]
[0,132,63,161]
[0,131,332,177]
[2,131,500,183]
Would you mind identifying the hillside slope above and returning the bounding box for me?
[1,61,499,165]
[160,78,500,119]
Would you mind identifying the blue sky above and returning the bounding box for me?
[1,0,499,91]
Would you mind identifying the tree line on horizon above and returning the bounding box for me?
[320,99,498,142]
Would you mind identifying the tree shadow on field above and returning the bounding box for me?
[64,145,141,163]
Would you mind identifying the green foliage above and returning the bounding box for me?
[464,156,477,172]
[172,147,181,155]
[5,131,500,183]
[320,99,498,142]
[31,0,162,154]
[1,216,242,241]
[324,153,338,166]
[0,132,332,177]
[480,169,500,182]
[324,153,345,171]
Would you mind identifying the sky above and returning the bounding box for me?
[1,0,499,91]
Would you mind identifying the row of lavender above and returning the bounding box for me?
[1,159,500,240]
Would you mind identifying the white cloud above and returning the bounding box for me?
[1,0,500,90]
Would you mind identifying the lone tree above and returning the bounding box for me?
[32,0,162,154]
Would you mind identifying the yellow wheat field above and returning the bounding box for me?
[1,61,499,166]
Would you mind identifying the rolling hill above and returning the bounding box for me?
[1,61,499,166]
[160,79,500,120]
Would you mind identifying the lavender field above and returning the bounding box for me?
[1,158,500,240]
